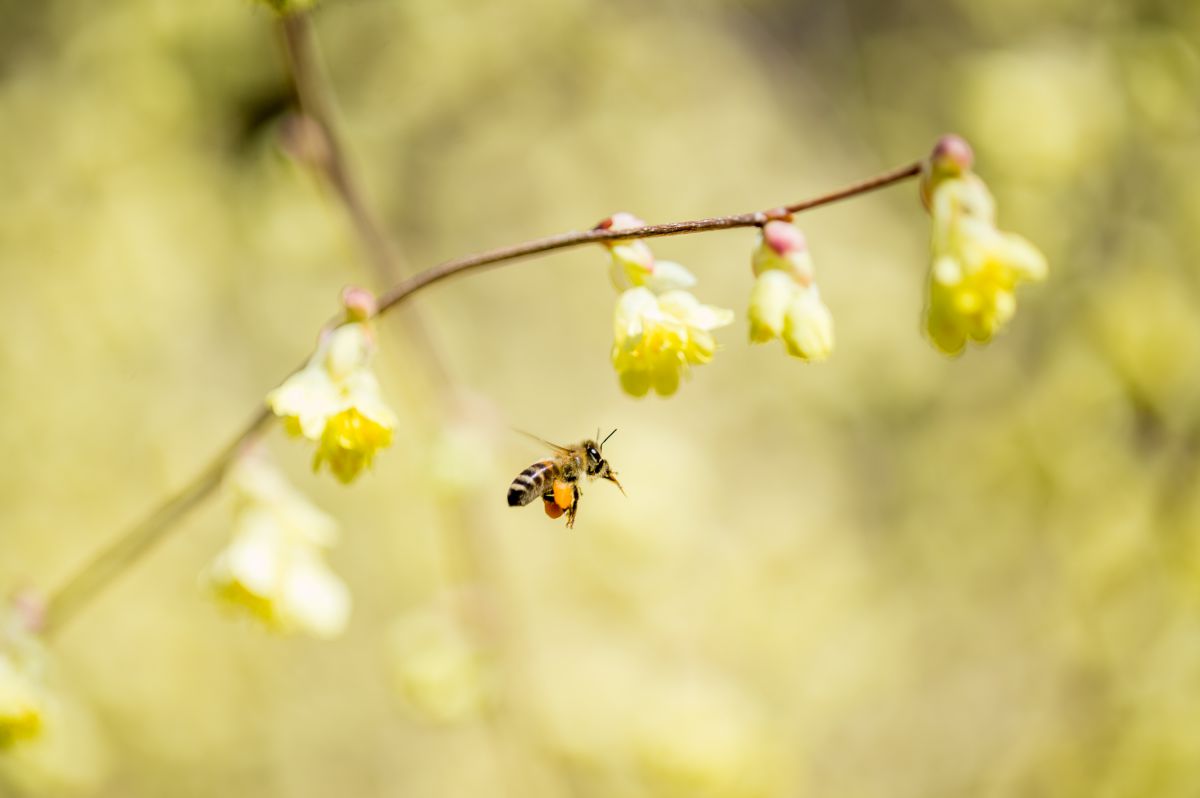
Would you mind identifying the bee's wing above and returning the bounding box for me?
[515,429,574,456]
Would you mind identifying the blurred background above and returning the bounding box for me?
[3,0,1200,795]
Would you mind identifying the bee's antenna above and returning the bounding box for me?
[600,428,618,449]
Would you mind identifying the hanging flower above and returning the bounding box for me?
[920,135,1048,355]
[204,456,351,638]
[611,287,733,397]
[0,612,109,792]
[0,656,44,749]
[746,221,834,362]
[267,316,397,483]
[597,213,734,397]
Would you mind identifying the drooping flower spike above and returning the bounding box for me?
[267,288,397,483]
[747,221,834,362]
[920,135,1047,355]
[204,454,351,638]
[0,646,44,749]
[597,213,734,397]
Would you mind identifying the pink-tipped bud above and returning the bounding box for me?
[921,134,976,211]
[278,112,333,173]
[752,222,814,284]
[341,285,378,321]
[762,220,807,257]
[929,134,974,175]
[10,589,46,634]
[594,212,646,233]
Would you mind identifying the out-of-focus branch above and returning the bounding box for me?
[39,159,922,636]
[279,10,457,391]
[41,408,273,636]
[281,12,396,281]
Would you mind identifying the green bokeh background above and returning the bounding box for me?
[3,0,1200,795]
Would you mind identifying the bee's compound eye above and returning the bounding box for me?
[587,446,600,461]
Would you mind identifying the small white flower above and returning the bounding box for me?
[204,457,350,638]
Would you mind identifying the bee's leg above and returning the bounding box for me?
[566,484,581,529]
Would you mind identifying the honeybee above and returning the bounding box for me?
[506,430,624,528]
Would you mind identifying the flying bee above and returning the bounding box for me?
[506,429,624,528]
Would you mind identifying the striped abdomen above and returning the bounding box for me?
[507,459,560,507]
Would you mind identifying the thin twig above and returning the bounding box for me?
[375,160,922,314]
[39,159,922,636]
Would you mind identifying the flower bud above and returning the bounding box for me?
[751,221,814,284]
[8,591,45,635]
[746,224,834,361]
[597,213,656,291]
[278,112,333,173]
[340,286,378,322]
[930,134,974,174]
[920,133,975,209]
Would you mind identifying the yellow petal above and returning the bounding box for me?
[782,287,835,362]
[747,270,795,343]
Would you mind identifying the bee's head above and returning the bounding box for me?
[586,429,625,494]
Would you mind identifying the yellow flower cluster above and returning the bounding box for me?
[204,456,351,638]
[922,135,1048,354]
[267,321,397,483]
[747,221,834,362]
[599,213,734,397]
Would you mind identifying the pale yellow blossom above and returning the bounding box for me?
[267,322,397,483]
[599,212,734,397]
[925,174,1047,355]
[204,456,350,638]
[612,287,734,397]
[0,655,43,748]
[919,134,1047,354]
[747,222,834,362]
[0,616,108,793]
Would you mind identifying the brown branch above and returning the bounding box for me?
[39,159,921,636]
[375,160,922,314]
